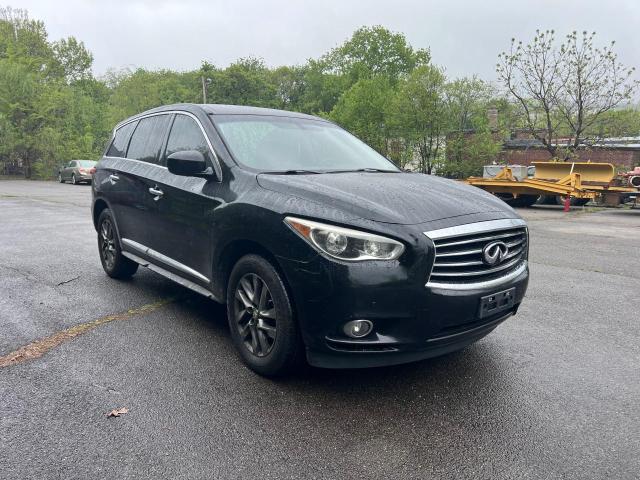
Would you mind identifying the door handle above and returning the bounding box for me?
[109,174,120,184]
[148,186,164,200]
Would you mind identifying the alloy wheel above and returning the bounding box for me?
[100,218,116,270]
[72,174,77,185]
[234,273,277,357]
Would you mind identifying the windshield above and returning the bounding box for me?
[77,160,96,167]
[213,114,399,172]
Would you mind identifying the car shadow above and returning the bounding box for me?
[123,276,538,460]
[169,283,515,394]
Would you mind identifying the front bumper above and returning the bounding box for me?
[308,310,516,368]
[277,250,529,369]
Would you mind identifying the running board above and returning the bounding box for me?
[121,251,222,303]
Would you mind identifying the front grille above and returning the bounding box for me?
[424,219,528,288]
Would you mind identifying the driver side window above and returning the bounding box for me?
[163,115,212,166]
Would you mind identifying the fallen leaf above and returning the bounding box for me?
[106,407,129,417]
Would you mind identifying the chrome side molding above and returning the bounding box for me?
[121,238,210,284]
[121,250,220,302]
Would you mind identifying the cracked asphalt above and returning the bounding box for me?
[1,180,639,479]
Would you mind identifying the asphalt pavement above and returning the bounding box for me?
[1,180,639,479]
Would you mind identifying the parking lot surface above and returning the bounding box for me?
[1,180,639,479]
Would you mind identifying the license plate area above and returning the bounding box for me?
[478,288,515,319]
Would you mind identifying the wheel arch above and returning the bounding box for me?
[92,198,109,230]
[214,239,289,304]
[92,198,125,251]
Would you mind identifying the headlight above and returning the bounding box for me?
[284,217,405,261]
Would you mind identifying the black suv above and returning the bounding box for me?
[92,104,529,376]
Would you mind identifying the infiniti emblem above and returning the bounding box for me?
[482,241,509,266]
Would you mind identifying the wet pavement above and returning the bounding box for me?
[1,180,638,479]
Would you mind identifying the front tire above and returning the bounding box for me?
[97,209,138,279]
[226,254,303,376]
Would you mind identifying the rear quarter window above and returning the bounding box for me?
[106,121,137,158]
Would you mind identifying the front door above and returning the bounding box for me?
[140,113,223,286]
[63,161,75,180]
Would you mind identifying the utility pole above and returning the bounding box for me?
[201,76,207,104]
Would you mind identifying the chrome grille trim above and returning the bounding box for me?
[425,218,527,240]
[427,262,528,291]
[435,230,523,248]
[430,255,523,277]
[424,218,528,290]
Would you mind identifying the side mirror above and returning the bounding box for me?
[167,150,212,178]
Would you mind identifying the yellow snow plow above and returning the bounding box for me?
[533,161,616,184]
[464,161,638,207]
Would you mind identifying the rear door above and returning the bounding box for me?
[99,120,138,238]
[114,114,172,252]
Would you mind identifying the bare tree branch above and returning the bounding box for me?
[497,30,638,161]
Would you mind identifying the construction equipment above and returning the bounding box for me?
[622,166,640,188]
[465,161,638,208]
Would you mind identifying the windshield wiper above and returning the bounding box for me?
[265,168,400,175]
[262,169,326,175]
[326,168,401,173]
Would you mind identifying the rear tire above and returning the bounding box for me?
[556,196,590,207]
[58,174,64,183]
[97,209,138,279]
[71,174,77,185]
[498,193,539,208]
[538,195,557,205]
[226,254,303,376]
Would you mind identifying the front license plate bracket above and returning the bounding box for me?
[478,288,516,319]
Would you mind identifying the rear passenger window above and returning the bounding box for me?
[164,115,213,165]
[127,115,171,164]
[106,121,137,158]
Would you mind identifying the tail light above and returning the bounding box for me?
[89,167,96,174]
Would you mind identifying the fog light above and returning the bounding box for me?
[343,319,373,338]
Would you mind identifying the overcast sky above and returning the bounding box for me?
[14,0,640,81]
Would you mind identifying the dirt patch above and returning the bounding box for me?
[0,297,176,368]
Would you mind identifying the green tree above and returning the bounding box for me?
[295,59,349,114]
[329,76,394,156]
[269,65,306,111]
[0,7,55,77]
[0,59,39,177]
[441,77,502,178]
[51,36,93,83]
[208,57,277,107]
[106,68,199,124]
[387,65,447,173]
[590,108,640,137]
[323,25,430,84]
[0,7,114,178]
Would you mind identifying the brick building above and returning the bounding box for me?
[498,133,640,170]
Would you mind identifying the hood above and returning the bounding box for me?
[257,172,514,225]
